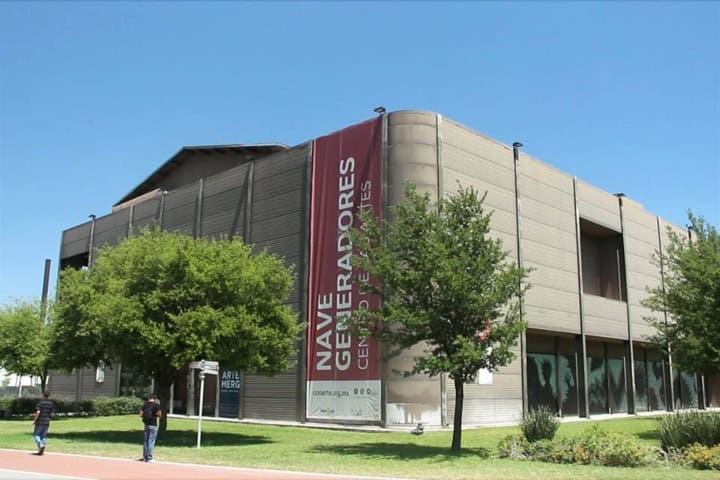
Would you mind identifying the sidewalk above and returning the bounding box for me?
[0,449,410,480]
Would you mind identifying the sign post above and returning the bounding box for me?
[189,360,219,448]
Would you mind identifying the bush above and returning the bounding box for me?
[91,396,141,416]
[657,412,720,450]
[685,443,720,470]
[0,395,141,417]
[520,406,560,442]
[497,426,657,467]
[497,434,530,458]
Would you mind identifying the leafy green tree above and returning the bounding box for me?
[350,182,529,451]
[0,299,53,392]
[53,228,301,433]
[644,213,720,375]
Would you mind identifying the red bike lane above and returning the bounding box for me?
[0,449,409,480]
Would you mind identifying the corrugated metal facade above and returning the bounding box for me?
[56,110,695,426]
[56,145,310,421]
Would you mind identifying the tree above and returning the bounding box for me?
[53,228,301,434]
[350,182,529,451]
[0,299,54,392]
[644,213,720,375]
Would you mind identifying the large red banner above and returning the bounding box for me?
[306,117,383,421]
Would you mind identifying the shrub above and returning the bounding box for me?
[497,434,530,458]
[657,412,720,450]
[520,406,560,442]
[497,425,657,467]
[685,443,720,470]
[91,396,141,416]
[0,395,141,417]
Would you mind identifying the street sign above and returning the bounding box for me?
[189,360,219,372]
[189,359,220,448]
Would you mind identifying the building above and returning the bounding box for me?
[51,110,719,425]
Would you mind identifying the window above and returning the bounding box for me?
[527,334,579,417]
[95,362,105,384]
[468,347,493,384]
[580,219,627,301]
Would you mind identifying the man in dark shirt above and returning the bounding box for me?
[33,390,53,456]
[139,394,162,462]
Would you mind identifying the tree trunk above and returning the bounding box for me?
[156,374,174,437]
[40,370,48,393]
[451,377,464,451]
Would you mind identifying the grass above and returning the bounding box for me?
[0,414,716,480]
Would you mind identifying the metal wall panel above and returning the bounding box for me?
[48,372,79,398]
[446,349,523,425]
[441,119,515,172]
[93,211,131,249]
[132,198,161,222]
[242,373,299,421]
[243,144,309,422]
[518,157,580,334]
[443,169,516,213]
[387,111,438,201]
[382,111,443,425]
[576,180,622,231]
[253,146,307,180]
[519,175,574,214]
[440,117,523,424]
[520,157,574,194]
[622,201,663,342]
[522,239,578,274]
[163,183,198,234]
[132,198,161,232]
[79,366,119,399]
[583,294,628,339]
[442,144,516,193]
[201,188,245,238]
[61,222,92,260]
[203,164,250,197]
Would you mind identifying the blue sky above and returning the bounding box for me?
[0,2,718,303]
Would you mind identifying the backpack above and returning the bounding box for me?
[143,403,156,423]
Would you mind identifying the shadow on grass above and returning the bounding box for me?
[52,429,272,448]
[636,430,662,442]
[311,442,490,461]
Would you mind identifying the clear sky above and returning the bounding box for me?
[0,2,718,303]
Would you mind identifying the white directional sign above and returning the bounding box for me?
[188,359,220,448]
[189,360,219,373]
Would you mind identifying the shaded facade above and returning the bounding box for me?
[51,111,716,425]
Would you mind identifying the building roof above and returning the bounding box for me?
[114,143,289,206]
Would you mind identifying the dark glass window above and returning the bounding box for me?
[647,358,666,410]
[634,358,648,412]
[587,354,607,414]
[580,219,627,301]
[528,352,558,413]
[558,352,578,416]
[675,370,698,409]
[607,356,627,413]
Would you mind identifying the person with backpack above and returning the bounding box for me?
[32,390,53,455]
[139,394,162,462]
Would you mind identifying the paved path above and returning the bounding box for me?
[0,449,408,480]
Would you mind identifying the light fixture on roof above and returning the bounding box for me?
[373,106,386,115]
[512,142,523,163]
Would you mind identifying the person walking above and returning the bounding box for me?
[32,390,53,456]
[139,394,162,462]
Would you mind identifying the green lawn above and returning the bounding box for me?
[0,415,714,480]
